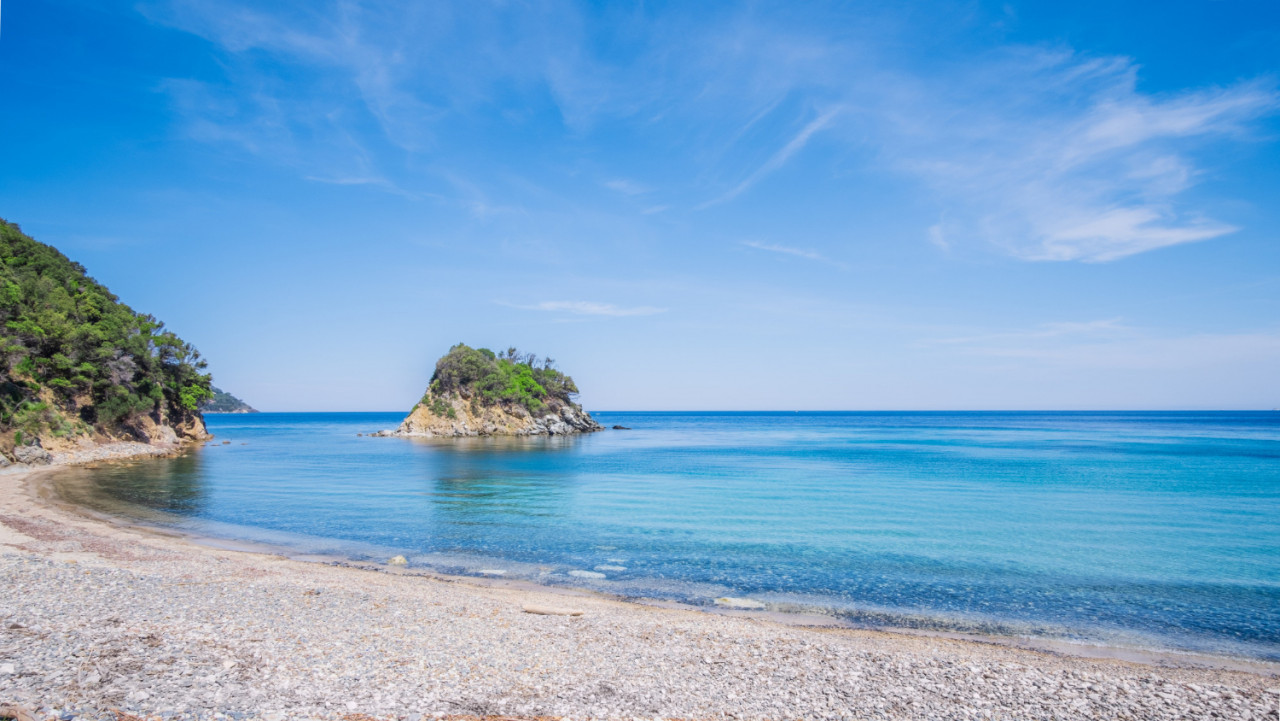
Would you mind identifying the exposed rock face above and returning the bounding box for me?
[124,411,210,446]
[11,445,50,465]
[378,393,602,438]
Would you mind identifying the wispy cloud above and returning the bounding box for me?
[928,318,1280,371]
[301,174,432,201]
[604,179,650,195]
[699,108,840,209]
[658,22,1275,260]
[146,2,1278,263]
[500,300,668,317]
[144,0,581,198]
[931,318,1129,346]
[971,330,1280,371]
[741,240,847,269]
[871,54,1277,261]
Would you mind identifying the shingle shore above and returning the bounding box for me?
[1,451,1277,721]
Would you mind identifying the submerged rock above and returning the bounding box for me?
[387,555,408,566]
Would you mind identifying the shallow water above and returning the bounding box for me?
[51,411,1280,660]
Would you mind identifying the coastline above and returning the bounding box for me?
[2,449,1278,720]
[30,466,1280,676]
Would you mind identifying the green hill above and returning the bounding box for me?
[202,387,258,413]
[0,218,213,458]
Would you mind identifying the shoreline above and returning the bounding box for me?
[37,467,1280,676]
[2,446,1278,720]
[34,453,1280,674]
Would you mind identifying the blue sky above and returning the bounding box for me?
[2,0,1279,411]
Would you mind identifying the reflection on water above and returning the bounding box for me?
[406,433,588,454]
[54,452,209,519]
[416,436,583,521]
[41,410,1280,661]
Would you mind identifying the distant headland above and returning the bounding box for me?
[201,386,258,414]
[377,343,602,438]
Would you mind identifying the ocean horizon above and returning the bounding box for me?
[49,410,1280,662]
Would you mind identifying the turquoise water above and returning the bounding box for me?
[52,411,1280,660]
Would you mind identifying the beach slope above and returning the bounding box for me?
[1,456,1277,720]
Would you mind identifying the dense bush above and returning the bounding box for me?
[0,218,213,442]
[425,343,581,415]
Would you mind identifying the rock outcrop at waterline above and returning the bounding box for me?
[378,392,602,437]
[376,343,603,438]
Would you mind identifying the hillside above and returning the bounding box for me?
[202,386,258,413]
[0,219,213,463]
[379,343,602,437]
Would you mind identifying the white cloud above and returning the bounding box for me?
[502,300,668,317]
[1031,207,1236,262]
[871,55,1277,262]
[741,240,846,269]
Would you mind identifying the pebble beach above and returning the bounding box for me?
[1,448,1278,721]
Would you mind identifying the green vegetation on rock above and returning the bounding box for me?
[425,343,581,415]
[0,218,213,447]
[202,386,258,413]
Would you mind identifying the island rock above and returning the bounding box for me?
[377,344,603,438]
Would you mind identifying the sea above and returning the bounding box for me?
[48,411,1280,661]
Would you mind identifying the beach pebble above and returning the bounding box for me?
[387,555,408,566]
